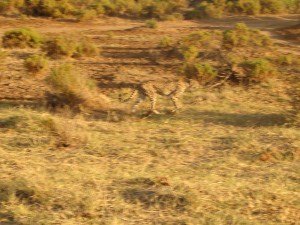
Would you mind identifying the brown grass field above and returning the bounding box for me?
[0,14,299,225]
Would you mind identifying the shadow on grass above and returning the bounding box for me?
[0,100,42,109]
[197,110,286,127]
[148,109,288,127]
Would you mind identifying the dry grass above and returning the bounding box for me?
[0,81,299,225]
[0,14,299,225]
[46,63,110,112]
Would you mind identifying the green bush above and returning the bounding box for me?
[223,23,272,48]
[43,36,77,59]
[223,23,250,47]
[275,53,300,67]
[74,38,99,58]
[145,19,158,29]
[180,45,199,62]
[0,0,189,19]
[159,36,174,48]
[173,30,219,61]
[236,0,261,15]
[22,0,76,18]
[48,63,93,98]
[0,0,298,19]
[196,0,227,18]
[43,36,99,59]
[24,54,49,74]
[260,0,286,13]
[183,62,218,85]
[47,63,109,111]
[188,0,298,18]
[283,0,300,13]
[239,58,277,83]
[77,9,98,21]
[2,28,43,48]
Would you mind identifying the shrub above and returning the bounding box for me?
[223,23,250,47]
[77,9,98,21]
[275,54,299,69]
[43,36,99,59]
[180,45,199,62]
[140,0,188,18]
[183,62,218,85]
[73,38,99,58]
[46,63,109,111]
[161,12,184,21]
[159,36,174,48]
[239,58,277,83]
[2,28,43,48]
[24,54,49,74]
[0,0,298,19]
[145,19,158,29]
[196,0,227,18]
[43,36,77,59]
[260,0,286,13]
[21,0,76,18]
[236,0,261,15]
[173,31,219,61]
[283,0,300,13]
[223,23,272,48]
[176,31,221,56]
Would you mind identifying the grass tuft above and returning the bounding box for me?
[2,28,43,48]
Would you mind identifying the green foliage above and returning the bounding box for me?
[0,0,298,19]
[169,23,278,86]
[196,0,228,18]
[43,36,99,59]
[48,63,94,96]
[260,0,286,13]
[24,54,49,74]
[239,58,277,83]
[274,53,299,70]
[236,0,261,15]
[2,28,43,48]
[77,9,97,21]
[46,63,109,111]
[73,38,99,58]
[183,62,218,84]
[223,23,272,48]
[180,45,199,62]
[43,36,77,58]
[145,19,158,29]
[174,30,219,61]
[159,36,174,48]
[47,64,95,107]
[188,0,299,18]
[0,0,189,20]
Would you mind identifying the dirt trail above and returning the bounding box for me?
[0,15,299,101]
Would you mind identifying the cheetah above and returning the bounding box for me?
[119,78,191,114]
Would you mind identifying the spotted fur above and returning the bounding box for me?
[119,79,190,114]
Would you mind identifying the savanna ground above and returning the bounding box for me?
[0,14,300,225]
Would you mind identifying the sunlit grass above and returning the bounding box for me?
[0,84,299,225]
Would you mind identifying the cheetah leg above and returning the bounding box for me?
[171,96,182,113]
[131,94,145,113]
[149,94,161,114]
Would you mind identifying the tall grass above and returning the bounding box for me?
[46,63,110,111]
[2,28,43,48]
